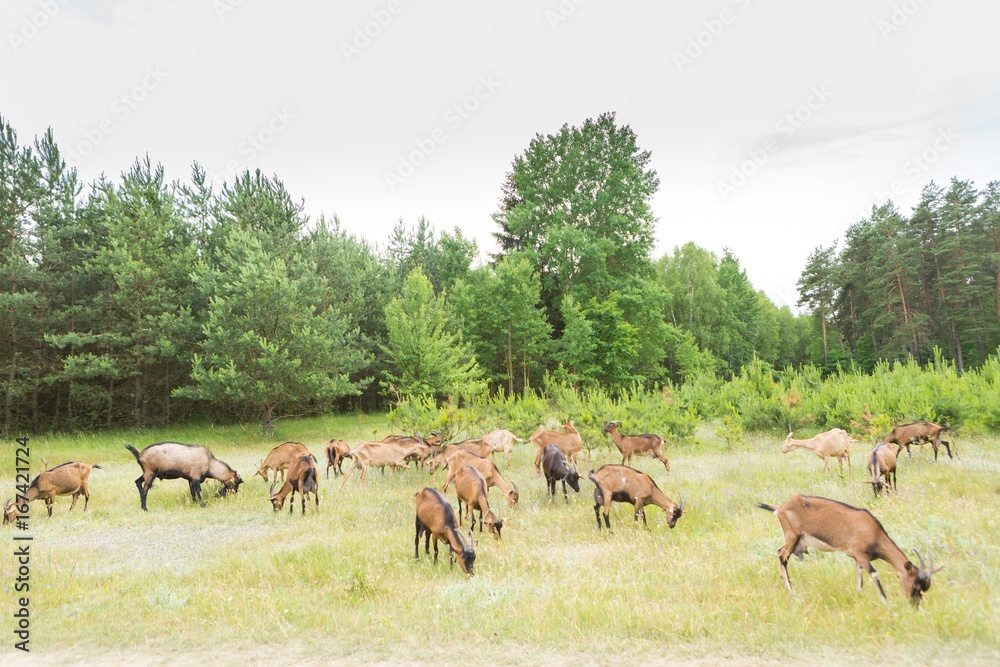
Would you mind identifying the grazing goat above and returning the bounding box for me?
[451,437,496,459]
[866,443,898,497]
[269,455,319,515]
[414,487,476,575]
[756,495,941,605]
[453,465,505,539]
[781,429,852,475]
[126,442,242,511]
[425,444,474,474]
[541,445,580,502]
[3,462,100,523]
[482,429,522,468]
[588,464,683,531]
[340,441,411,486]
[441,449,519,507]
[883,421,954,460]
[530,420,583,474]
[254,441,315,482]
[324,439,352,478]
[602,421,670,472]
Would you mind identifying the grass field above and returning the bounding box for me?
[2,416,999,666]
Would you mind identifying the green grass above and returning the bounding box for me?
[2,416,999,665]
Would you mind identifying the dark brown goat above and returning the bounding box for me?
[883,421,954,460]
[756,495,941,605]
[324,439,352,478]
[414,487,476,575]
[126,442,242,511]
[3,462,100,523]
[603,421,670,471]
[269,455,319,514]
[541,445,580,502]
[588,464,683,530]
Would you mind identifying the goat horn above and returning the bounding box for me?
[269,482,277,496]
[3,497,12,511]
[914,549,927,573]
[468,528,476,550]
[678,495,685,512]
[511,480,519,495]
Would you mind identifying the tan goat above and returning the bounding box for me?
[414,487,476,575]
[3,462,100,523]
[254,442,315,482]
[324,439,352,478]
[441,449,519,507]
[340,441,411,486]
[482,429,522,468]
[453,464,505,539]
[268,455,319,515]
[866,443,897,497]
[781,429,852,475]
[588,464,683,531]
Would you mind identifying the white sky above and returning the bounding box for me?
[3,0,998,309]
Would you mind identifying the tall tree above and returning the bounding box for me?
[382,267,482,401]
[797,244,839,368]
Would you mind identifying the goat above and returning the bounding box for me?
[324,439,352,478]
[756,495,941,605]
[883,421,954,460]
[453,464,505,539]
[414,487,476,575]
[482,429,522,468]
[588,464,683,531]
[269,455,319,515]
[781,429,852,475]
[254,441,315,482]
[441,449,519,507]
[126,442,242,511]
[425,444,474,474]
[530,420,583,474]
[866,443,898,497]
[384,432,444,465]
[541,445,580,502]
[340,441,411,487]
[602,421,670,472]
[450,437,496,459]
[3,462,100,523]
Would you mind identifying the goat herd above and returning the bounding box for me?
[3,419,952,605]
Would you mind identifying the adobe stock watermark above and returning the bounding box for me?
[341,0,408,63]
[213,0,251,21]
[877,0,931,39]
[211,105,296,183]
[8,0,71,53]
[384,75,501,192]
[65,66,169,168]
[673,0,754,73]
[717,84,833,202]
[862,127,958,214]
[546,0,589,31]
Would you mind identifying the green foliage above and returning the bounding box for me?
[382,267,484,402]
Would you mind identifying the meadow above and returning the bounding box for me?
[2,415,999,666]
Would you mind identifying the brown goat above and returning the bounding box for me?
[883,421,954,460]
[3,462,100,523]
[453,464,504,539]
[530,421,583,474]
[425,444,474,474]
[441,449,519,507]
[269,455,319,514]
[866,443,898,497]
[126,443,242,511]
[603,421,670,471]
[254,442,315,482]
[414,487,476,575]
[588,464,683,530]
[757,495,941,605]
[324,439,352,478]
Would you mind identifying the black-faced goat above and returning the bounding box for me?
[588,464,683,530]
[541,445,580,502]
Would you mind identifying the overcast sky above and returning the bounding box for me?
[3,0,998,309]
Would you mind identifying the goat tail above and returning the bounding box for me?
[91,464,103,470]
[125,445,141,463]
[941,424,951,432]
[756,502,777,513]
